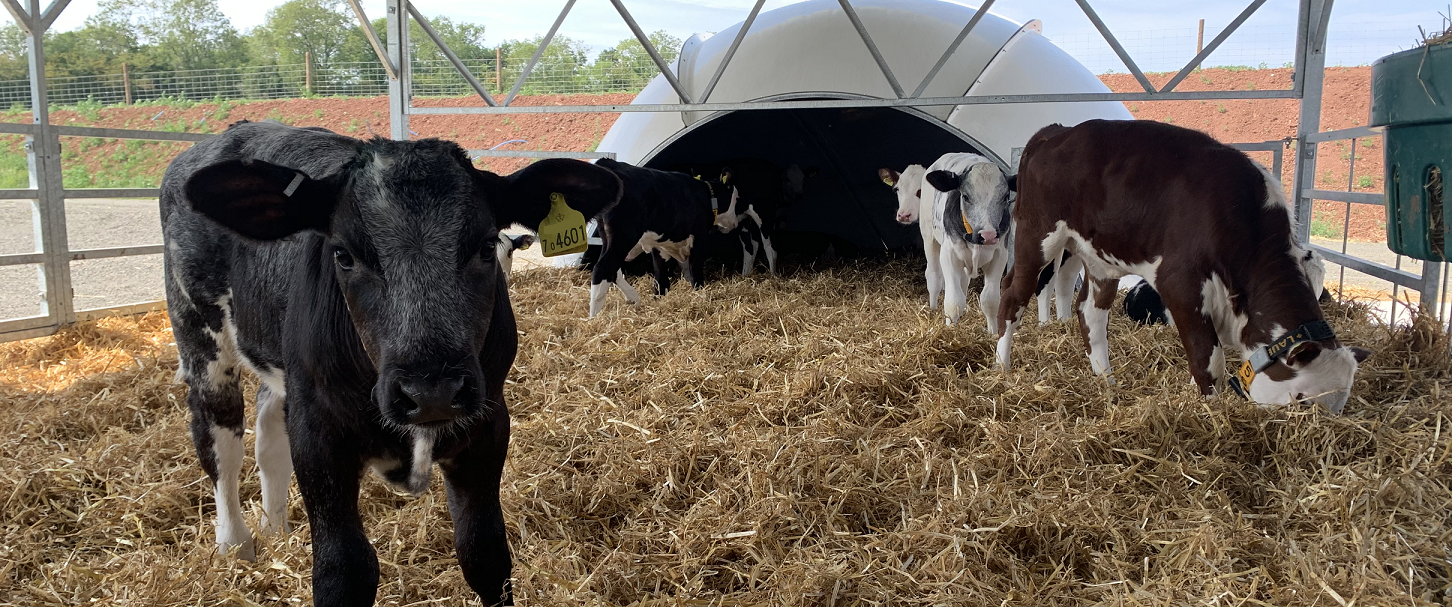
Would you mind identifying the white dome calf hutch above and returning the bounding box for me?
[596,0,1131,253]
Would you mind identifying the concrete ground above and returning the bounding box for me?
[1,199,164,321]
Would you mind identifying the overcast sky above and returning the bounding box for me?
[26,0,1449,70]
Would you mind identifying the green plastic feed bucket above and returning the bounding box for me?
[1371,43,1451,262]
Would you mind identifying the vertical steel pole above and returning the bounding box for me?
[386,0,409,140]
[1291,0,1331,245]
[25,0,72,326]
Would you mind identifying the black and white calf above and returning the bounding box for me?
[496,233,536,282]
[880,154,1013,331]
[679,158,786,276]
[162,120,621,606]
[588,158,737,317]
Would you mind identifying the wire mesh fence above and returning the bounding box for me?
[0,23,1425,110]
[0,54,666,109]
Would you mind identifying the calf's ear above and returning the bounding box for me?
[877,168,899,186]
[1349,346,1372,363]
[511,234,536,250]
[489,158,623,230]
[925,170,960,192]
[184,159,339,241]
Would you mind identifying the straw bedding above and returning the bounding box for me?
[1,257,1448,606]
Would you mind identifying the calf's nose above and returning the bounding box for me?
[979,228,999,245]
[398,377,466,425]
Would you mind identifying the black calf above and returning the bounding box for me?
[162,120,621,606]
[587,158,733,317]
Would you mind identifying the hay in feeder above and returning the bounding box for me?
[0,258,1448,605]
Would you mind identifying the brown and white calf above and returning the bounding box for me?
[995,120,1370,413]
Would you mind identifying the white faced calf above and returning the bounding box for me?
[881,159,1077,326]
[996,120,1370,413]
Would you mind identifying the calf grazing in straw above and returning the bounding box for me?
[588,158,741,317]
[995,120,1369,412]
[163,120,621,605]
[881,158,1077,327]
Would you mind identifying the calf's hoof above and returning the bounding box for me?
[220,535,257,562]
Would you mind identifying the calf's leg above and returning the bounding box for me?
[979,247,1008,336]
[254,381,292,536]
[442,415,513,606]
[172,300,255,560]
[291,415,376,607]
[650,250,671,296]
[923,232,944,310]
[1077,275,1119,381]
[1053,255,1082,321]
[940,244,968,325]
[995,238,1048,371]
[589,223,646,317]
[1161,286,1224,395]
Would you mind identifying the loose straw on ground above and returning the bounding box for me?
[1,257,1448,605]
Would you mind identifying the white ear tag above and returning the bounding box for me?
[283,172,305,197]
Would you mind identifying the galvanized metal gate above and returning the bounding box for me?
[1,0,1445,343]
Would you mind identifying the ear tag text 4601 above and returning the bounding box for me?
[538,192,587,257]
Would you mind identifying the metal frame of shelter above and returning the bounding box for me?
[0,0,1444,343]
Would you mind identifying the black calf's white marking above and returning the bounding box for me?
[164,120,621,606]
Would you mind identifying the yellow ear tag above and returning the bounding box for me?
[962,215,973,234]
[881,177,896,186]
[1234,360,1256,391]
[537,192,588,257]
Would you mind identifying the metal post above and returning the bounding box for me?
[121,63,132,105]
[1291,0,1332,244]
[838,0,905,99]
[700,0,765,104]
[609,0,694,104]
[345,0,397,80]
[506,0,576,106]
[1160,1,1266,93]
[408,4,497,106]
[22,0,73,326]
[386,0,409,140]
[913,0,996,99]
[1076,0,1156,93]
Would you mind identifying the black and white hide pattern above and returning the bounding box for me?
[496,233,536,282]
[589,158,735,317]
[677,158,787,276]
[162,119,621,606]
[918,153,1015,332]
[1122,249,1329,326]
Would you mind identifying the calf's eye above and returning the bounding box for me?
[333,249,355,271]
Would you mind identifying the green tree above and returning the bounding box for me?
[45,22,150,77]
[248,0,357,65]
[94,0,246,70]
[592,30,681,92]
[497,34,589,93]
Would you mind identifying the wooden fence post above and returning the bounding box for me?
[122,63,132,105]
[495,47,502,91]
[305,51,314,95]
[1196,19,1204,56]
